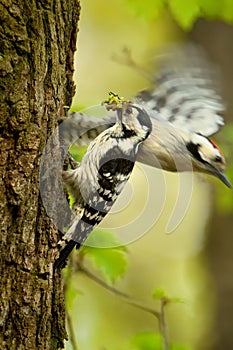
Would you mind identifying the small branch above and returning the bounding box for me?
[66,258,171,349]
[66,311,79,350]
[159,300,169,350]
[112,47,152,81]
[78,264,160,319]
[64,258,79,350]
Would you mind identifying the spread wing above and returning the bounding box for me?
[135,43,225,136]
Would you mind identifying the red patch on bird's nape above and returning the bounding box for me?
[209,138,222,155]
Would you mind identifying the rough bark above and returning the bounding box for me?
[0,1,80,349]
[191,20,233,350]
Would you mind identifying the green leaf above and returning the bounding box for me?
[198,0,223,19]
[124,0,165,21]
[123,0,233,28]
[130,332,163,350]
[152,287,169,300]
[64,278,84,310]
[197,0,233,22]
[83,228,127,249]
[152,287,186,304]
[66,285,83,310]
[168,0,200,30]
[69,144,88,162]
[221,0,233,22]
[82,230,128,283]
[67,192,74,208]
[84,247,128,284]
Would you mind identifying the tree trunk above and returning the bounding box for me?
[0,1,80,349]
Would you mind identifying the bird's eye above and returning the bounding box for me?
[215,155,222,162]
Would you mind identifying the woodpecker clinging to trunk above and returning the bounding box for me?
[55,94,152,269]
[61,44,232,188]
[56,44,232,268]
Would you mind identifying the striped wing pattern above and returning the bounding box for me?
[135,44,225,136]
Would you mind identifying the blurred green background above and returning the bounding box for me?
[65,1,233,349]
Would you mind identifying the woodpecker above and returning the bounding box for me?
[55,95,152,268]
[61,44,231,188]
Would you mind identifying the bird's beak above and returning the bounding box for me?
[214,169,232,188]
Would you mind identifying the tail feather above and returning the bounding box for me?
[54,240,80,270]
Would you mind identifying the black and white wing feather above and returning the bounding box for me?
[62,44,225,147]
[57,45,230,188]
[136,44,225,136]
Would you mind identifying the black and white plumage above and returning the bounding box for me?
[55,98,152,268]
[61,44,231,188]
[136,44,225,136]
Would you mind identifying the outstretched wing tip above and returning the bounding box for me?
[136,43,225,136]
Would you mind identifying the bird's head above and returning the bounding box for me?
[119,103,152,138]
[186,133,232,188]
[103,92,152,140]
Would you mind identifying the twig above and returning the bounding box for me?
[64,258,79,350]
[159,300,169,350]
[78,264,160,318]
[65,257,171,349]
[78,264,172,349]
[112,47,152,81]
[66,311,79,350]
